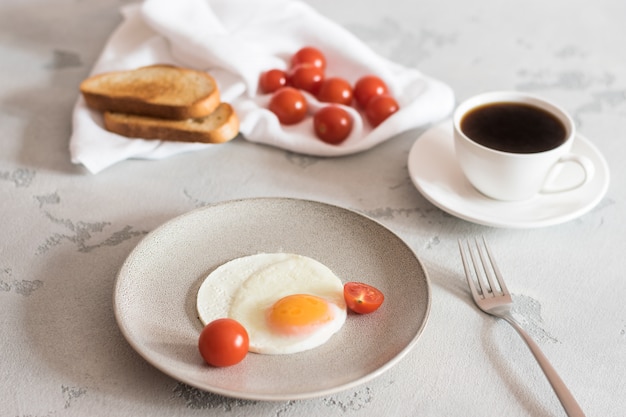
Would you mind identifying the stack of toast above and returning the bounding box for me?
[80,65,239,144]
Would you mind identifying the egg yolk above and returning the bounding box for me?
[266,294,333,336]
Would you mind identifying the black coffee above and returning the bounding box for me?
[460,102,567,153]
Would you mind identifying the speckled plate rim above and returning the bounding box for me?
[113,197,431,401]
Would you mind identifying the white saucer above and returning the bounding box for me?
[408,121,610,228]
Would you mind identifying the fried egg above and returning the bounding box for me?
[196,253,346,355]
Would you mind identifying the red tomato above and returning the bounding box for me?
[317,77,353,106]
[259,69,288,94]
[269,87,308,125]
[313,106,353,145]
[290,46,326,70]
[343,282,385,314]
[289,64,324,95]
[365,94,399,127]
[353,75,388,108]
[198,318,249,367]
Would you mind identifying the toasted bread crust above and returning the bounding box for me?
[103,103,240,144]
[80,65,221,120]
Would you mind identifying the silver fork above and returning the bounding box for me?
[459,237,586,417]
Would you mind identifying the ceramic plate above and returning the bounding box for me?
[408,121,610,228]
[114,198,431,401]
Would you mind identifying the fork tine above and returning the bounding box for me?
[458,239,483,300]
[480,236,510,296]
[459,237,508,299]
[474,237,502,296]
[467,238,495,298]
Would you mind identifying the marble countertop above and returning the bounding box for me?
[2,0,625,416]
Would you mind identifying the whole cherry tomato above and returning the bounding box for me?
[290,46,326,70]
[353,75,389,108]
[289,64,324,95]
[259,69,288,94]
[198,318,249,367]
[269,87,308,125]
[317,77,353,106]
[365,94,399,127]
[343,282,385,314]
[313,105,353,145]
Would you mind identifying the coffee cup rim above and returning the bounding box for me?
[453,91,575,156]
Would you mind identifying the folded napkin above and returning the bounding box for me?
[70,0,455,174]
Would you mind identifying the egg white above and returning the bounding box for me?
[196,253,347,355]
[196,252,293,325]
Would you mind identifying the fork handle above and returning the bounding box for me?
[503,316,586,417]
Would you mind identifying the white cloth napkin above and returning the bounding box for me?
[70,0,455,174]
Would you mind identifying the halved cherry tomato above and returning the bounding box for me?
[317,77,353,106]
[343,282,385,314]
[198,318,249,367]
[269,87,308,125]
[289,64,324,95]
[365,94,399,127]
[259,69,288,94]
[353,75,388,108]
[290,46,326,70]
[313,105,353,145]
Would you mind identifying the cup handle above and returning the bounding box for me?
[540,154,595,194]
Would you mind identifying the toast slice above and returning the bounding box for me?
[80,65,221,120]
[103,102,240,144]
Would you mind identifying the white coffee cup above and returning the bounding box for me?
[453,91,595,201]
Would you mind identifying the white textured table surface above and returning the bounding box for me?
[2,0,625,416]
